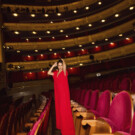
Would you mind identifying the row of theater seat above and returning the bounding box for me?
[17,92,52,135]
[70,89,135,135]
[0,96,33,135]
[0,91,52,135]
[27,95,52,135]
[79,71,135,93]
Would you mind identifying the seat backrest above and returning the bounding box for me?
[74,89,81,102]
[96,90,111,117]
[83,89,92,108]
[108,91,132,132]
[87,90,99,110]
[131,79,135,93]
[0,113,9,135]
[131,112,135,135]
[80,89,87,105]
[112,77,121,92]
[119,77,131,91]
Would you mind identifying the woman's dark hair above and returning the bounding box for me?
[57,59,63,65]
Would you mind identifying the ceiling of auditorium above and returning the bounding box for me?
[0,0,135,77]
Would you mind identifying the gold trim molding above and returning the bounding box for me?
[2,0,98,13]
[5,19,135,50]
[3,0,135,31]
[6,43,135,71]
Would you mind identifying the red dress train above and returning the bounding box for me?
[53,70,75,135]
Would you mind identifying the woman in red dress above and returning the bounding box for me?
[47,59,75,135]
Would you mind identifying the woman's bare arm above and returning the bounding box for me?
[47,62,57,76]
[61,59,66,76]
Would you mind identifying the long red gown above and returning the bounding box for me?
[53,70,75,135]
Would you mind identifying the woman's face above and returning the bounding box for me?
[58,62,63,70]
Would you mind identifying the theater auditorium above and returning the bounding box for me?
[0,0,135,135]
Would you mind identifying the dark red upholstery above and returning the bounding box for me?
[0,113,9,135]
[119,77,131,91]
[83,89,92,108]
[112,76,121,92]
[80,89,87,105]
[131,79,135,93]
[91,90,111,117]
[100,91,132,133]
[86,90,99,110]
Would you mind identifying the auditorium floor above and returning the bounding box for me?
[50,98,61,135]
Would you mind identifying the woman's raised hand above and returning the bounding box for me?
[53,62,57,67]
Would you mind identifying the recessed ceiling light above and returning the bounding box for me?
[119,34,123,37]
[115,14,119,17]
[57,13,61,16]
[81,49,84,51]
[92,42,95,44]
[76,27,80,30]
[17,50,20,53]
[88,24,92,27]
[14,31,19,34]
[44,14,49,17]
[39,37,42,40]
[67,51,70,53]
[49,49,52,51]
[62,48,65,50]
[126,37,130,40]
[85,6,90,10]
[110,42,114,45]
[129,6,134,10]
[32,31,37,34]
[31,14,35,17]
[70,67,73,69]
[73,10,77,13]
[50,21,53,23]
[65,35,68,37]
[80,63,83,66]
[52,36,55,39]
[13,13,18,17]
[101,19,106,23]
[60,29,64,33]
[105,38,108,41]
[35,50,38,52]
[96,73,101,77]
[79,44,82,47]
[54,53,57,55]
[26,38,29,41]
[46,31,51,34]
[95,46,99,48]
[98,1,102,5]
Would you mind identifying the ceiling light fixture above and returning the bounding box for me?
[31,14,35,17]
[13,13,18,17]
[14,31,19,34]
[32,31,37,34]
[73,10,77,13]
[76,27,80,30]
[101,19,106,23]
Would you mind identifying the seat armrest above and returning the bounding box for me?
[76,111,95,119]
[81,119,112,134]
[25,123,33,128]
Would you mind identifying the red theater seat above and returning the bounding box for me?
[119,77,131,92]
[115,112,135,135]
[80,91,133,134]
[74,90,111,135]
